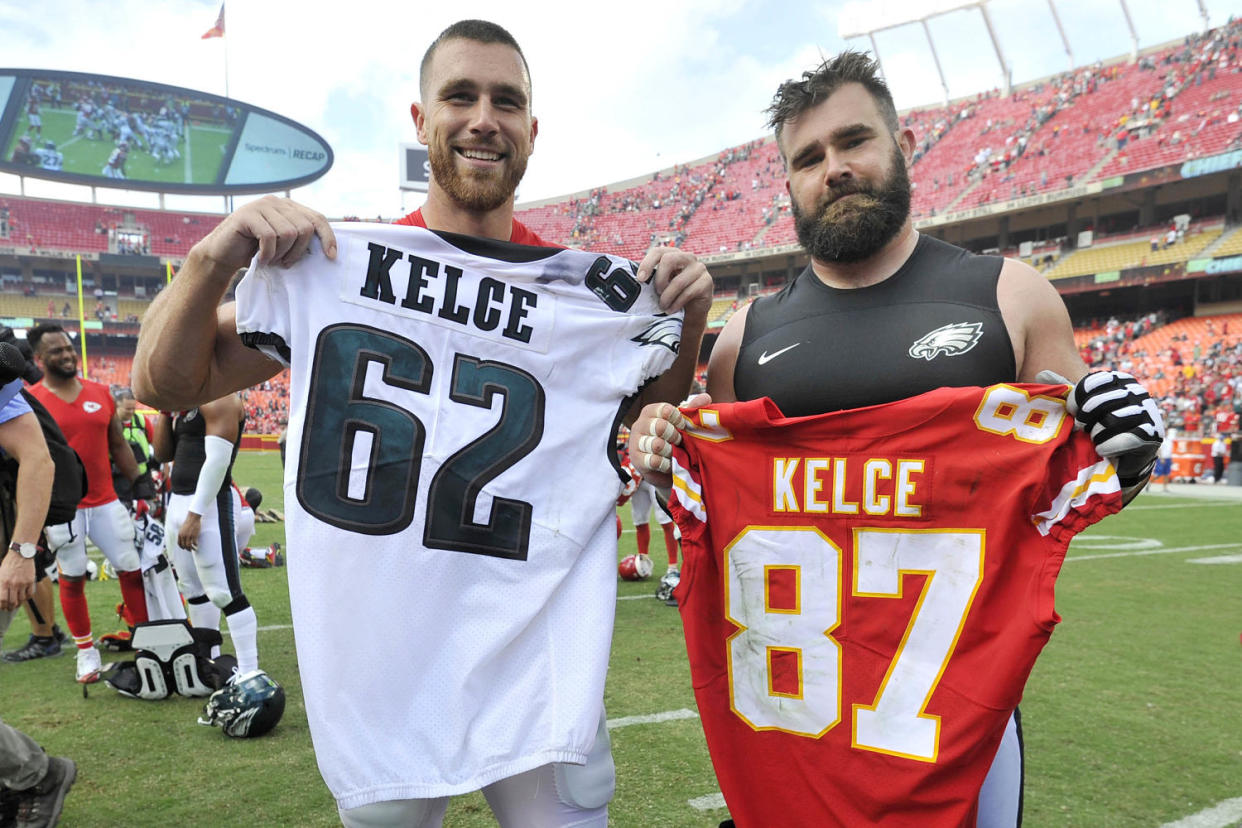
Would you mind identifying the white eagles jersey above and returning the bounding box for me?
[235,223,681,808]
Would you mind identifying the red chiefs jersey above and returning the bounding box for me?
[668,385,1122,828]
[395,208,559,248]
[29,379,119,508]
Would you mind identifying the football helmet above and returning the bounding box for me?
[199,670,285,738]
[616,460,641,506]
[656,568,681,606]
[618,554,654,581]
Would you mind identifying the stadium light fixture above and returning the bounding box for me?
[838,0,1011,100]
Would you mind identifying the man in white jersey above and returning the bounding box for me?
[133,19,711,828]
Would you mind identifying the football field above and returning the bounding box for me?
[4,106,229,186]
[1,451,1240,826]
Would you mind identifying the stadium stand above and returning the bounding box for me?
[1211,225,1242,257]
[517,21,1242,258]
[0,22,1239,438]
[1042,222,1224,279]
[0,195,222,257]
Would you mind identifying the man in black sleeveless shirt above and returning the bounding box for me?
[152,393,261,679]
[630,52,1163,828]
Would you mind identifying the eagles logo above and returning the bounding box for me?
[908,322,983,361]
[631,316,681,353]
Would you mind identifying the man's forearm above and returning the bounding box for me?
[627,312,707,424]
[113,439,141,482]
[132,247,235,406]
[13,454,52,543]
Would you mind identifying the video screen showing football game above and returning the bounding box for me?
[2,74,235,186]
[0,69,332,194]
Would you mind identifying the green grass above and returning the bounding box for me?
[2,456,1240,826]
[5,107,228,186]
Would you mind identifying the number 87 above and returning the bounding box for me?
[725,525,983,762]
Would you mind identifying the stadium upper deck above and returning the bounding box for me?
[517,21,1242,260]
[0,22,1237,269]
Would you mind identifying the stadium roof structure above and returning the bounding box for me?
[839,0,1014,101]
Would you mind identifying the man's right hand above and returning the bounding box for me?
[195,195,337,272]
[628,394,711,487]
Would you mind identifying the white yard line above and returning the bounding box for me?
[1185,554,1242,564]
[1124,501,1239,511]
[687,793,727,811]
[183,126,193,183]
[1160,796,1242,828]
[606,708,698,730]
[1065,543,1240,563]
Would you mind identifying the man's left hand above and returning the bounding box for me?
[1039,369,1165,488]
[0,552,34,611]
[636,247,713,319]
[179,512,203,551]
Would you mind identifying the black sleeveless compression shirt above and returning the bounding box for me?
[733,234,1016,416]
[169,409,243,496]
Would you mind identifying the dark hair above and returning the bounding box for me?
[27,323,66,354]
[420,19,531,102]
[766,50,898,156]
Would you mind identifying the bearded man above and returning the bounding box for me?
[628,51,1163,827]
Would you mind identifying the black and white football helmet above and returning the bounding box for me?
[198,670,285,738]
[656,569,681,606]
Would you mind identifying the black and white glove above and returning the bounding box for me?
[1037,370,1165,489]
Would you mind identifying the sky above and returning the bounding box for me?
[0,0,1234,218]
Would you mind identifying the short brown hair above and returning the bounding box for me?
[766,51,898,155]
[420,19,531,102]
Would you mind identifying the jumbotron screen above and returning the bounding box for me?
[0,69,333,194]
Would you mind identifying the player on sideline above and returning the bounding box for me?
[133,19,711,828]
[630,52,1162,827]
[27,324,155,683]
[152,393,258,673]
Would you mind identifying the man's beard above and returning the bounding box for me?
[791,145,911,264]
[45,360,76,380]
[428,139,527,212]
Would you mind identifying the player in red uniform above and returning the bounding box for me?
[27,325,155,683]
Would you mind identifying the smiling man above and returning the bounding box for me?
[133,18,712,828]
[27,324,153,685]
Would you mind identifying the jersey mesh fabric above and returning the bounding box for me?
[234,223,681,807]
[29,379,118,507]
[668,386,1122,828]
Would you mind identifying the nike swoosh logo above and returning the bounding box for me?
[757,343,801,365]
